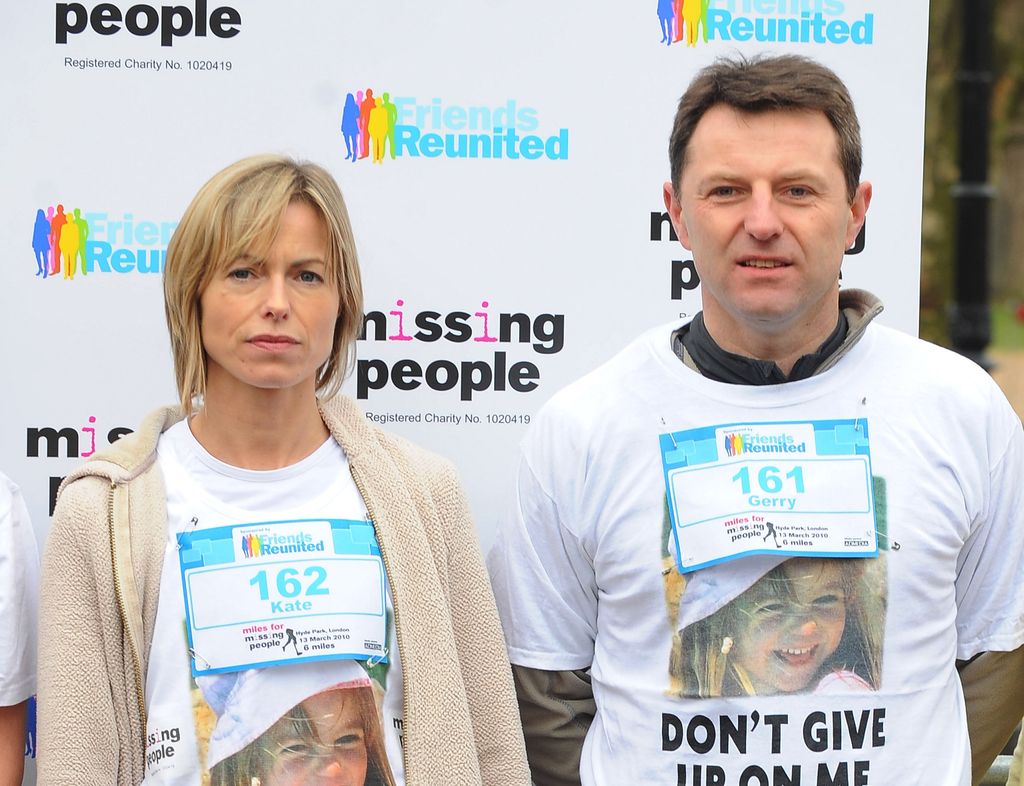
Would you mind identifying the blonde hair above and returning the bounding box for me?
[163,154,363,415]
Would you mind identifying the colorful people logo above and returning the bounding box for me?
[723,433,746,457]
[241,533,263,558]
[33,204,89,279]
[658,0,709,46]
[342,88,399,164]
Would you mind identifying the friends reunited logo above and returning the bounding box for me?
[240,531,326,558]
[723,430,808,457]
[340,88,569,163]
[31,204,177,278]
[657,0,874,47]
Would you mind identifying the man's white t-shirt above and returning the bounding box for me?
[489,321,1024,786]
[143,421,405,785]
[0,471,39,707]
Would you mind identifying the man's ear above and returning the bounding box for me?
[663,181,692,251]
[846,181,872,249]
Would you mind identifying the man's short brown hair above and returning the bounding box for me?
[669,54,863,202]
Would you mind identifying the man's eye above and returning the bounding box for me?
[711,186,735,197]
[787,186,810,198]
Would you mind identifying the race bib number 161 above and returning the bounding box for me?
[660,419,877,573]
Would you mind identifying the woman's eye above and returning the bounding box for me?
[229,268,252,281]
[755,602,786,616]
[279,743,313,756]
[298,270,323,283]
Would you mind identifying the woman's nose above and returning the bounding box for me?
[261,276,290,320]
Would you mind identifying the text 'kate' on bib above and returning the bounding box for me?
[660,420,878,573]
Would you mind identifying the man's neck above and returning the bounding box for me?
[682,312,846,385]
[675,289,883,385]
[701,308,842,378]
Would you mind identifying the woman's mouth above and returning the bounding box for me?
[249,335,299,351]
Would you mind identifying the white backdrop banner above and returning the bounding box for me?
[2,2,928,779]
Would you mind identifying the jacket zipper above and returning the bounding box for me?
[349,464,411,782]
[107,480,147,762]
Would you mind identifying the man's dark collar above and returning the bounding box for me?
[677,311,849,385]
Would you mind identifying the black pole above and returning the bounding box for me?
[948,0,995,368]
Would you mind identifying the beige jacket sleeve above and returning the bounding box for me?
[37,477,141,785]
[427,460,532,785]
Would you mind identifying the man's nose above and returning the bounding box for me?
[743,188,784,241]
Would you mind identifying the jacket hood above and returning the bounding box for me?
[58,407,183,493]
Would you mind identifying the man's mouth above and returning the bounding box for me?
[739,258,789,269]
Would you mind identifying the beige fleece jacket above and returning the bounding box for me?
[38,396,529,786]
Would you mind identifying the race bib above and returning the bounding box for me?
[178,518,388,676]
[660,419,877,572]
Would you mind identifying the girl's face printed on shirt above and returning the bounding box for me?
[260,689,369,786]
[731,559,847,694]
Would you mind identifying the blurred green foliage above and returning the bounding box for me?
[921,0,1023,347]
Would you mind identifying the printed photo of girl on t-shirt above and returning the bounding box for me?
[194,660,397,786]
[668,555,886,698]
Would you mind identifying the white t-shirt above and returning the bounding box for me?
[0,471,39,706]
[143,421,405,786]
[489,321,1024,786]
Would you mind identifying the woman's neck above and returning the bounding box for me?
[189,386,330,470]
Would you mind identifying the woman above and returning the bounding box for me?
[38,155,529,786]
[341,93,360,162]
[32,208,51,277]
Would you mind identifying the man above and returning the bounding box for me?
[0,471,38,786]
[488,55,1024,786]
